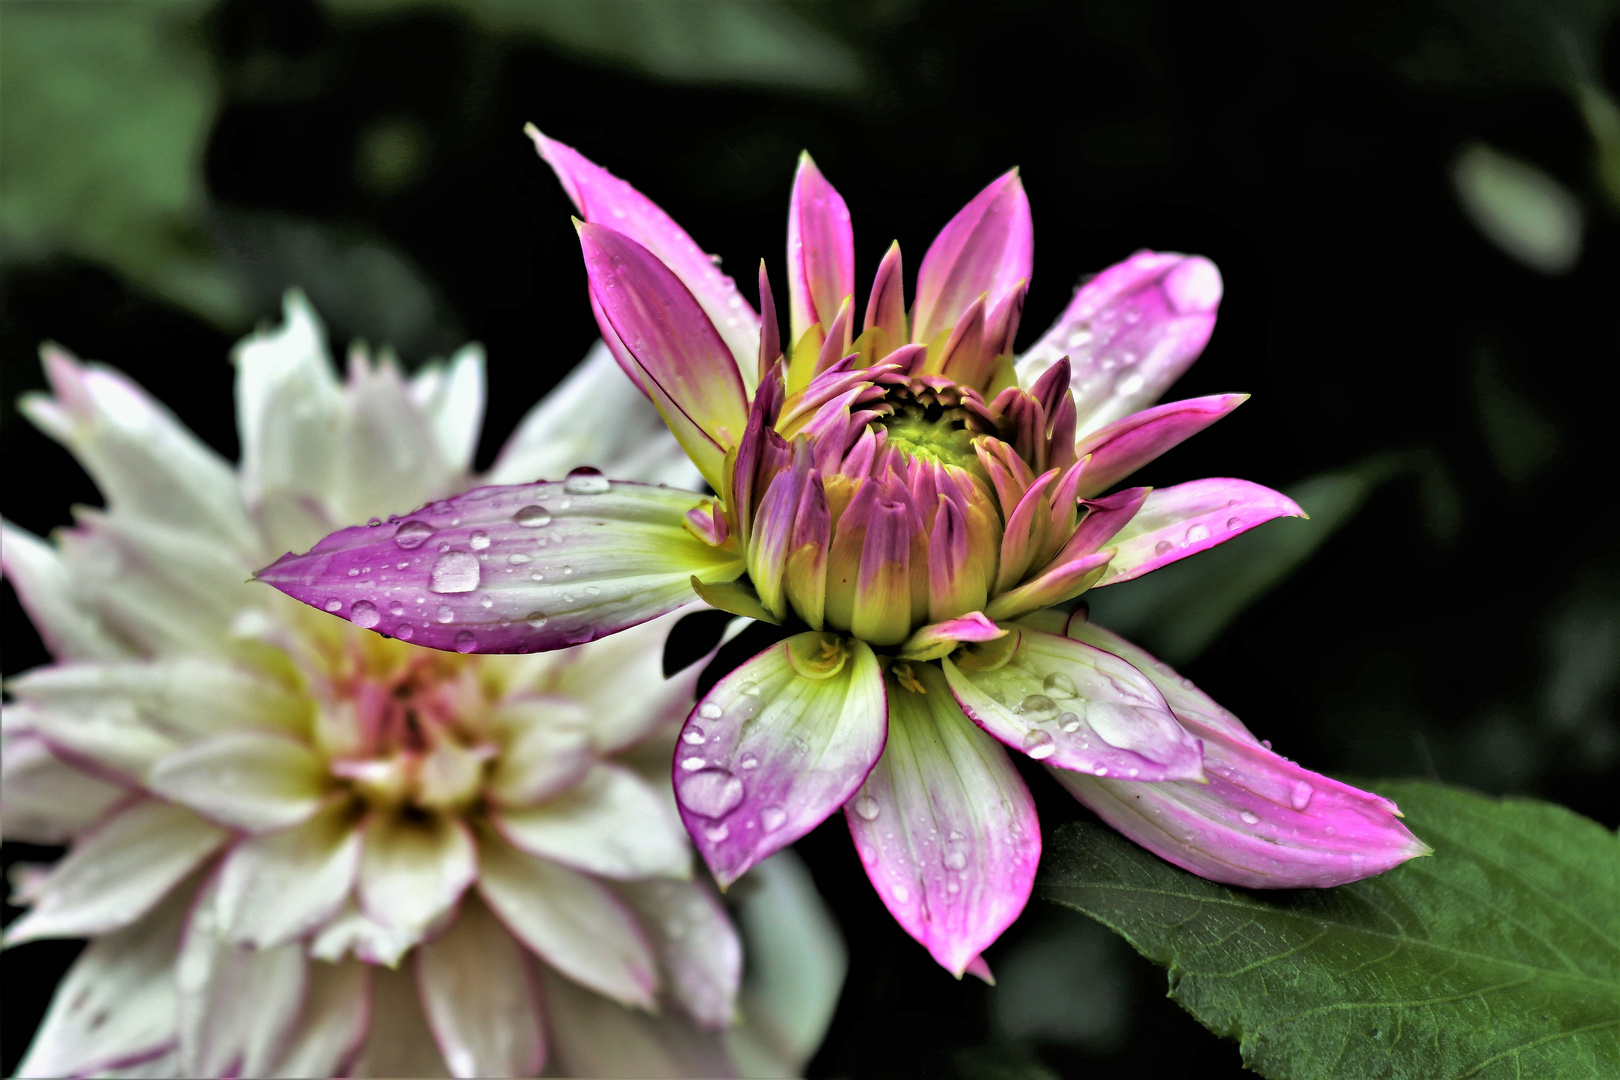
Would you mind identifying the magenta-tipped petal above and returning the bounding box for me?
[788,153,856,347]
[1073,393,1248,497]
[943,627,1205,781]
[1056,622,1430,888]
[529,128,759,382]
[847,663,1039,976]
[1019,252,1223,435]
[912,170,1034,344]
[255,479,743,654]
[1093,477,1305,587]
[897,613,1006,661]
[674,634,887,888]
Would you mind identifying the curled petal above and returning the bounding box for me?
[1055,621,1431,887]
[494,763,691,880]
[846,664,1040,976]
[788,153,856,345]
[1073,393,1248,497]
[255,478,744,655]
[1093,477,1306,587]
[674,633,888,888]
[913,170,1034,344]
[897,613,1006,662]
[416,897,547,1079]
[1019,252,1223,435]
[943,627,1205,781]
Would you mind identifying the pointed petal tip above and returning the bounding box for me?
[1163,255,1223,315]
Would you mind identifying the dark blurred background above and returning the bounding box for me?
[4,0,1618,1076]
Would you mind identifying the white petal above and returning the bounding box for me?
[495,762,691,880]
[540,966,737,1079]
[1,520,126,660]
[332,350,462,524]
[176,889,307,1079]
[96,1049,183,1078]
[350,966,451,1078]
[148,730,329,833]
[5,798,226,944]
[0,730,128,843]
[484,695,593,806]
[416,897,546,1078]
[618,877,741,1029]
[485,340,702,490]
[14,884,190,1079]
[269,960,371,1079]
[410,343,486,476]
[309,898,417,968]
[23,347,256,553]
[215,801,362,948]
[477,829,659,1009]
[8,699,176,784]
[548,609,704,755]
[357,810,476,937]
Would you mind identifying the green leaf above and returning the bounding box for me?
[1040,780,1620,1080]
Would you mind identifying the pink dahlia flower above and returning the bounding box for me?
[259,134,1432,978]
[2,297,844,1078]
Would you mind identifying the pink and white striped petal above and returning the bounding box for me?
[618,877,743,1029]
[494,763,692,880]
[269,960,370,1079]
[213,800,362,949]
[787,153,856,345]
[1057,621,1431,887]
[255,478,743,655]
[416,896,546,1079]
[356,810,477,939]
[846,664,1039,976]
[1092,477,1306,587]
[147,730,329,834]
[943,627,1205,781]
[913,170,1034,344]
[530,128,760,383]
[1072,393,1248,497]
[674,633,888,888]
[1019,251,1223,436]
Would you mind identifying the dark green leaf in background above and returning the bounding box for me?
[1042,780,1620,1079]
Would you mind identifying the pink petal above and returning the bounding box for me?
[1072,393,1248,497]
[1056,621,1431,887]
[1019,252,1223,435]
[674,634,888,888]
[416,897,547,1079]
[254,478,743,654]
[1092,477,1306,587]
[846,663,1039,976]
[913,169,1034,344]
[787,153,856,345]
[529,128,760,383]
[864,241,907,345]
[943,626,1205,781]
[898,612,1007,662]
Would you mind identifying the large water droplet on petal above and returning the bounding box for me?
[1042,673,1078,699]
[388,600,405,616]
[680,768,745,818]
[761,806,787,832]
[435,604,455,624]
[943,849,967,871]
[468,531,491,551]
[514,504,552,528]
[683,726,706,745]
[564,467,611,495]
[350,600,380,629]
[853,795,880,821]
[1290,780,1314,811]
[430,551,480,593]
[1184,523,1211,544]
[1059,713,1081,733]
[1154,539,1174,556]
[1240,810,1260,825]
[324,598,342,613]
[704,822,730,843]
[396,624,415,640]
[394,520,434,549]
[698,702,723,720]
[892,883,911,904]
[525,611,547,629]
[453,630,477,653]
[1022,729,1056,759]
[1014,694,1060,725]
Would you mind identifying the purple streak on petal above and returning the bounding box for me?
[984,281,1027,360]
[1073,394,1247,497]
[530,128,759,381]
[1093,477,1305,588]
[758,261,782,382]
[254,479,741,654]
[788,153,856,346]
[1051,486,1150,563]
[846,664,1039,976]
[944,627,1205,781]
[1020,252,1223,435]
[913,170,1034,344]
[674,634,887,888]
[865,241,907,345]
[588,288,648,395]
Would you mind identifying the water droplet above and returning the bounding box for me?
[1240,811,1260,825]
[761,806,787,831]
[1184,523,1210,544]
[704,822,730,843]
[738,754,758,770]
[1225,516,1244,530]
[698,702,723,720]
[854,795,880,821]
[323,597,342,613]
[508,553,531,565]
[892,883,911,904]
[524,611,547,629]
[453,630,477,653]
[530,571,544,581]
[739,681,760,696]
[680,756,705,771]
[680,768,745,818]
[1116,373,1145,396]
[479,596,494,609]
[946,880,961,895]
[1094,765,1109,776]
[1060,713,1081,733]
[1066,328,1093,349]
[1042,673,1078,699]
[368,517,382,527]
[564,467,611,495]
[393,520,434,549]
[430,551,480,593]
[1127,767,1140,777]
[347,568,359,577]
[683,726,706,745]
[348,600,380,628]
[948,830,964,842]
[396,561,410,570]
[1022,729,1056,759]
[514,504,551,527]
[396,624,414,640]
[1014,694,1060,724]
[1154,539,1174,556]
[859,844,877,865]
[435,604,454,624]
[388,600,405,616]
[585,585,601,597]
[469,531,490,550]
[943,850,967,871]
[1261,739,1273,749]
[1290,781,1314,811]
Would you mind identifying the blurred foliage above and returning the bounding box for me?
[1044,781,1620,1080]
[1452,142,1585,273]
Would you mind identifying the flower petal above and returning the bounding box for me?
[214,800,363,948]
[943,627,1205,781]
[539,966,739,1079]
[4,798,226,945]
[484,695,593,806]
[416,896,547,1079]
[477,829,660,1009]
[148,730,329,834]
[357,810,477,938]
[1072,393,1248,497]
[349,967,450,1077]
[255,478,743,654]
[1018,251,1223,436]
[1092,477,1306,587]
[618,877,742,1029]
[530,128,760,386]
[787,152,856,344]
[495,762,691,880]
[410,343,487,477]
[0,730,128,843]
[912,169,1033,344]
[331,350,465,526]
[846,664,1039,976]
[309,898,417,968]
[10,698,176,786]
[269,960,370,1080]
[0,520,126,661]
[674,633,888,888]
[897,612,1007,662]
[548,608,708,755]
[13,885,188,1079]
